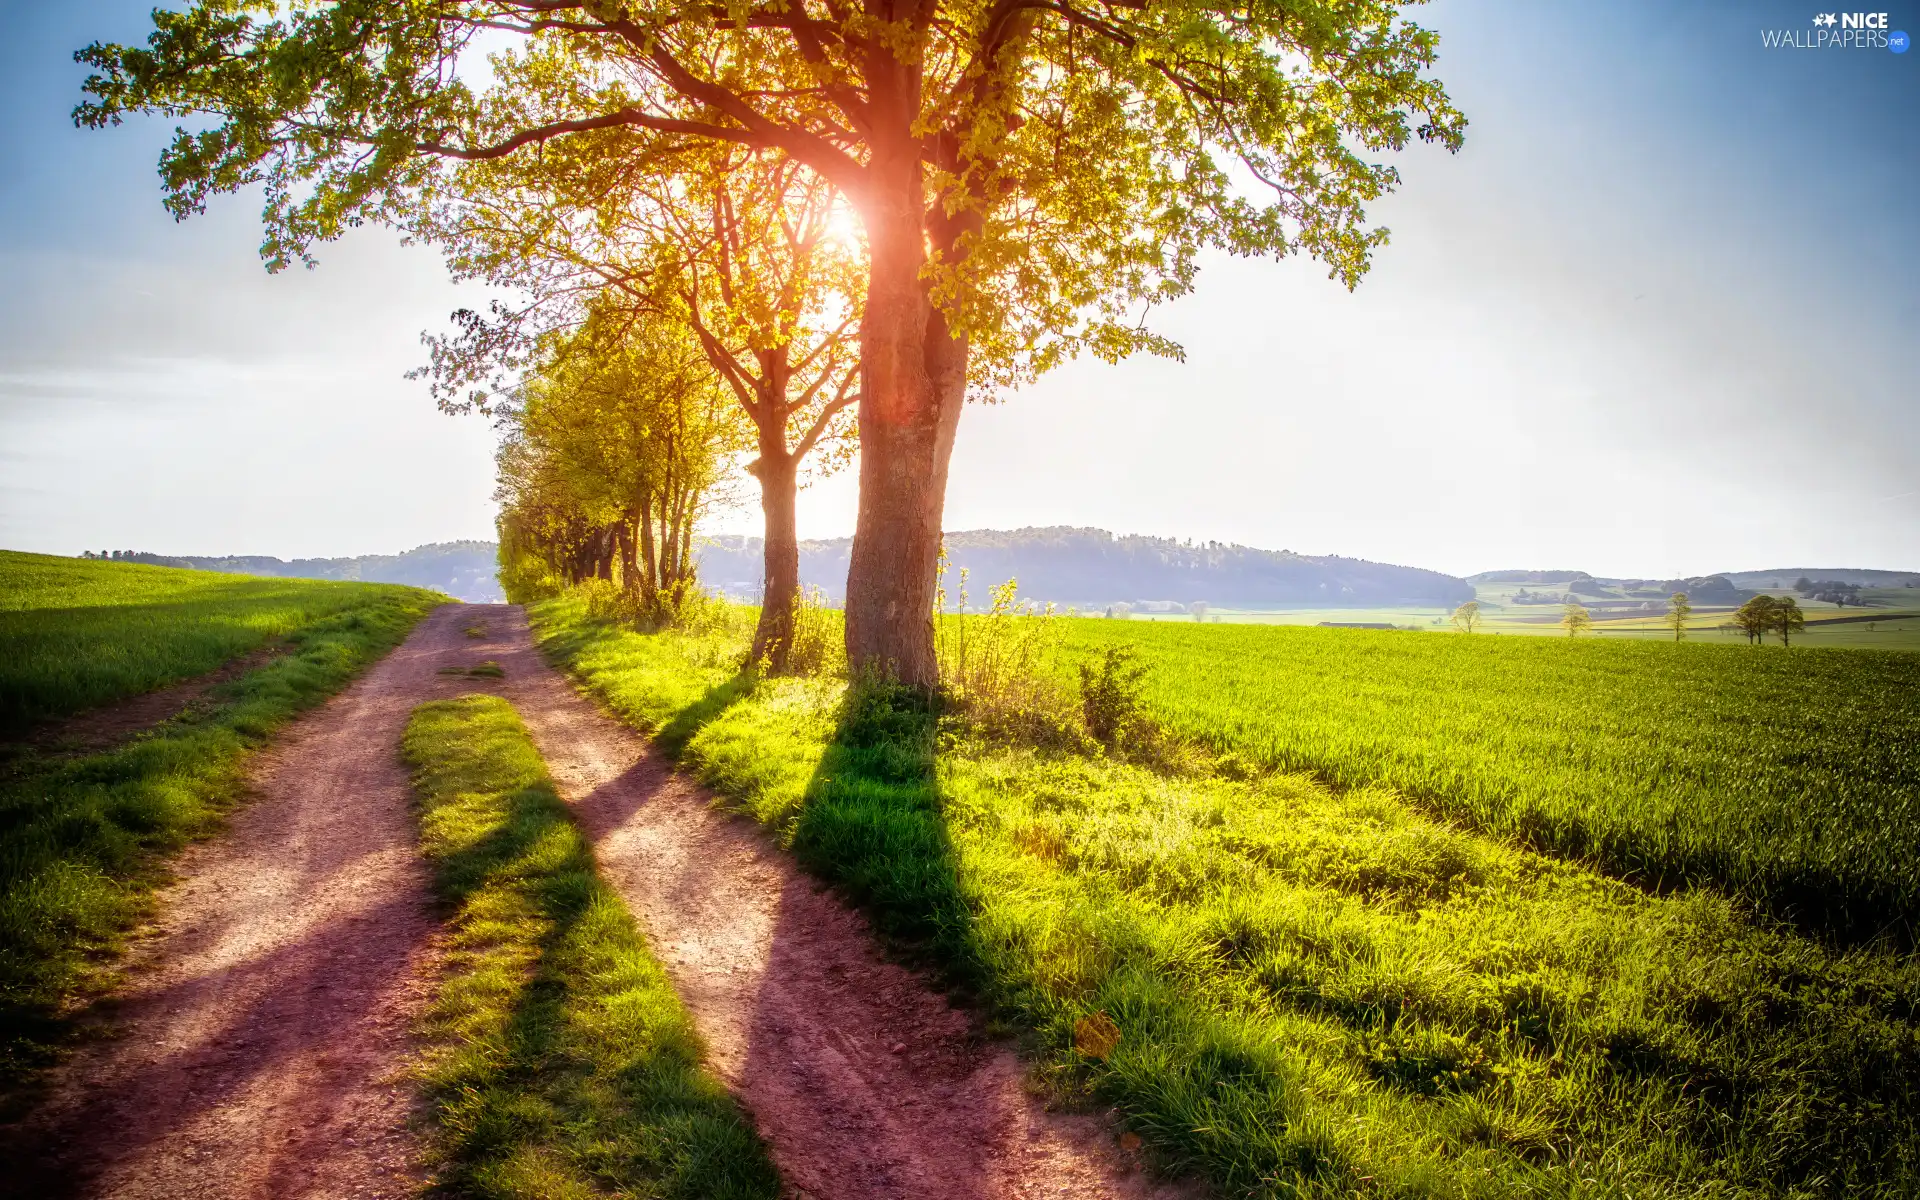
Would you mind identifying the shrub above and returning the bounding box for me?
[1079,645,1147,747]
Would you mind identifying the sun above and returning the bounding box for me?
[822,202,863,246]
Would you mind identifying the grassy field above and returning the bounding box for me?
[1051,621,1920,942]
[1146,596,1920,649]
[0,552,442,1079]
[403,696,777,1198]
[530,595,1920,1200]
[0,549,442,734]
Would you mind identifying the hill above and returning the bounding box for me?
[697,527,1474,610]
[91,541,504,602]
[1722,567,1920,589]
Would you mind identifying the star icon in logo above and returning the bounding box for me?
[1813,12,1838,26]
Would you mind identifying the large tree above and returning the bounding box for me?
[78,0,1464,684]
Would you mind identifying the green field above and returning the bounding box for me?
[1052,621,1920,942]
[403,696,777,1198]
[1134,591,1920,650]
[0,552,442,1078]
[0,549,442,734]
[531,596,1920,1200]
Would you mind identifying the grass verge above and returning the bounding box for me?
[0,585,441,1082]
[402,694,779,1199]
[531,594,1920,1200]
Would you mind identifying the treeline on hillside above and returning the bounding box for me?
[699,527,1474,609]
[79,543,502,602]
[1471,570,1751,605]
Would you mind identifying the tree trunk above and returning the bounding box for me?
[842,147,968,688]
[752,442,801,670]
[617,516,638,593]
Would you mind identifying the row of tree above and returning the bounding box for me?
[79,0,1465,683]
[1452,593,1697,640]
[1794,577,1863,607]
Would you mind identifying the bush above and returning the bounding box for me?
[1078,645,1147,746]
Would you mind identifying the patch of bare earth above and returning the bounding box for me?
[2,606,496,1200]
[466,604,1195,1200]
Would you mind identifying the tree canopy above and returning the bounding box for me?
[79,0,1465,682]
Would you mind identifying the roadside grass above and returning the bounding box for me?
[0,549,434,734]
[0,568,441,1082]
[402,695,778,1200]
[530,594,1920,1200]
[1049,619,1920,944]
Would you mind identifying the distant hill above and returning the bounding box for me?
[1474,567,1920,604]
[101,542,503,602]
[1469,570,1752,605]
[699,527,1474,610]
[1722,568,1920,589]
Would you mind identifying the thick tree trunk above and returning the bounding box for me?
[843,151,968,687]
[752,442,801,670]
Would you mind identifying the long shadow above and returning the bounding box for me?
[781,682,978,986]
[0,890,433,1199]
[419,732,779,1199]
[568,673,1012,1199]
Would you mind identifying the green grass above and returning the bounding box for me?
[0,554,442,1080]
[402,695,778,1199]
[0,550,448,735]
[1048,621,1920,943]
[529,596,1920,1200]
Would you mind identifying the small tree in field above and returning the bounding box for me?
[1666,592,1693,641]
[1734,596,1779,645]
[1774,596,1806,647]
[1452,600,1482,634]
[1561,604,1592,637]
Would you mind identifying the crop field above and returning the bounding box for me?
[1148,599,1920,649]
[1054,620,1920,942]
[0,552,441,1076]
[0,549,439,734]
[530,596,1920,1200]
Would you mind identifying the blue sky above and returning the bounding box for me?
[0,0,1914,576]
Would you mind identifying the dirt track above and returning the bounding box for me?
[5,606,478,1199]
[476,604,1185,1200]
[12,603,1184,1200]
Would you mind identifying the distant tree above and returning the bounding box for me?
[1773,596,1806,647]
[1794,576,1814,594]
[1560,604,1592,637]
[1191,601,1210,623]
[1452,600,1483,634]
[1733,595,1779,645]
[1666,592,1693,642]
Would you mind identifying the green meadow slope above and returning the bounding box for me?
[530,596,1920,1200]
[1,549,442,734]
[0,552,442,1077]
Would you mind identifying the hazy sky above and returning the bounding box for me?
[1,1,1913,577]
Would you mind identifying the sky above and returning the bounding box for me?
[0,1,1914,578]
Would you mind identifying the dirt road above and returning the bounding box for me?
[13,602,1184,1200]
[7,605,481,1200]
[474,604,1185,1200]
